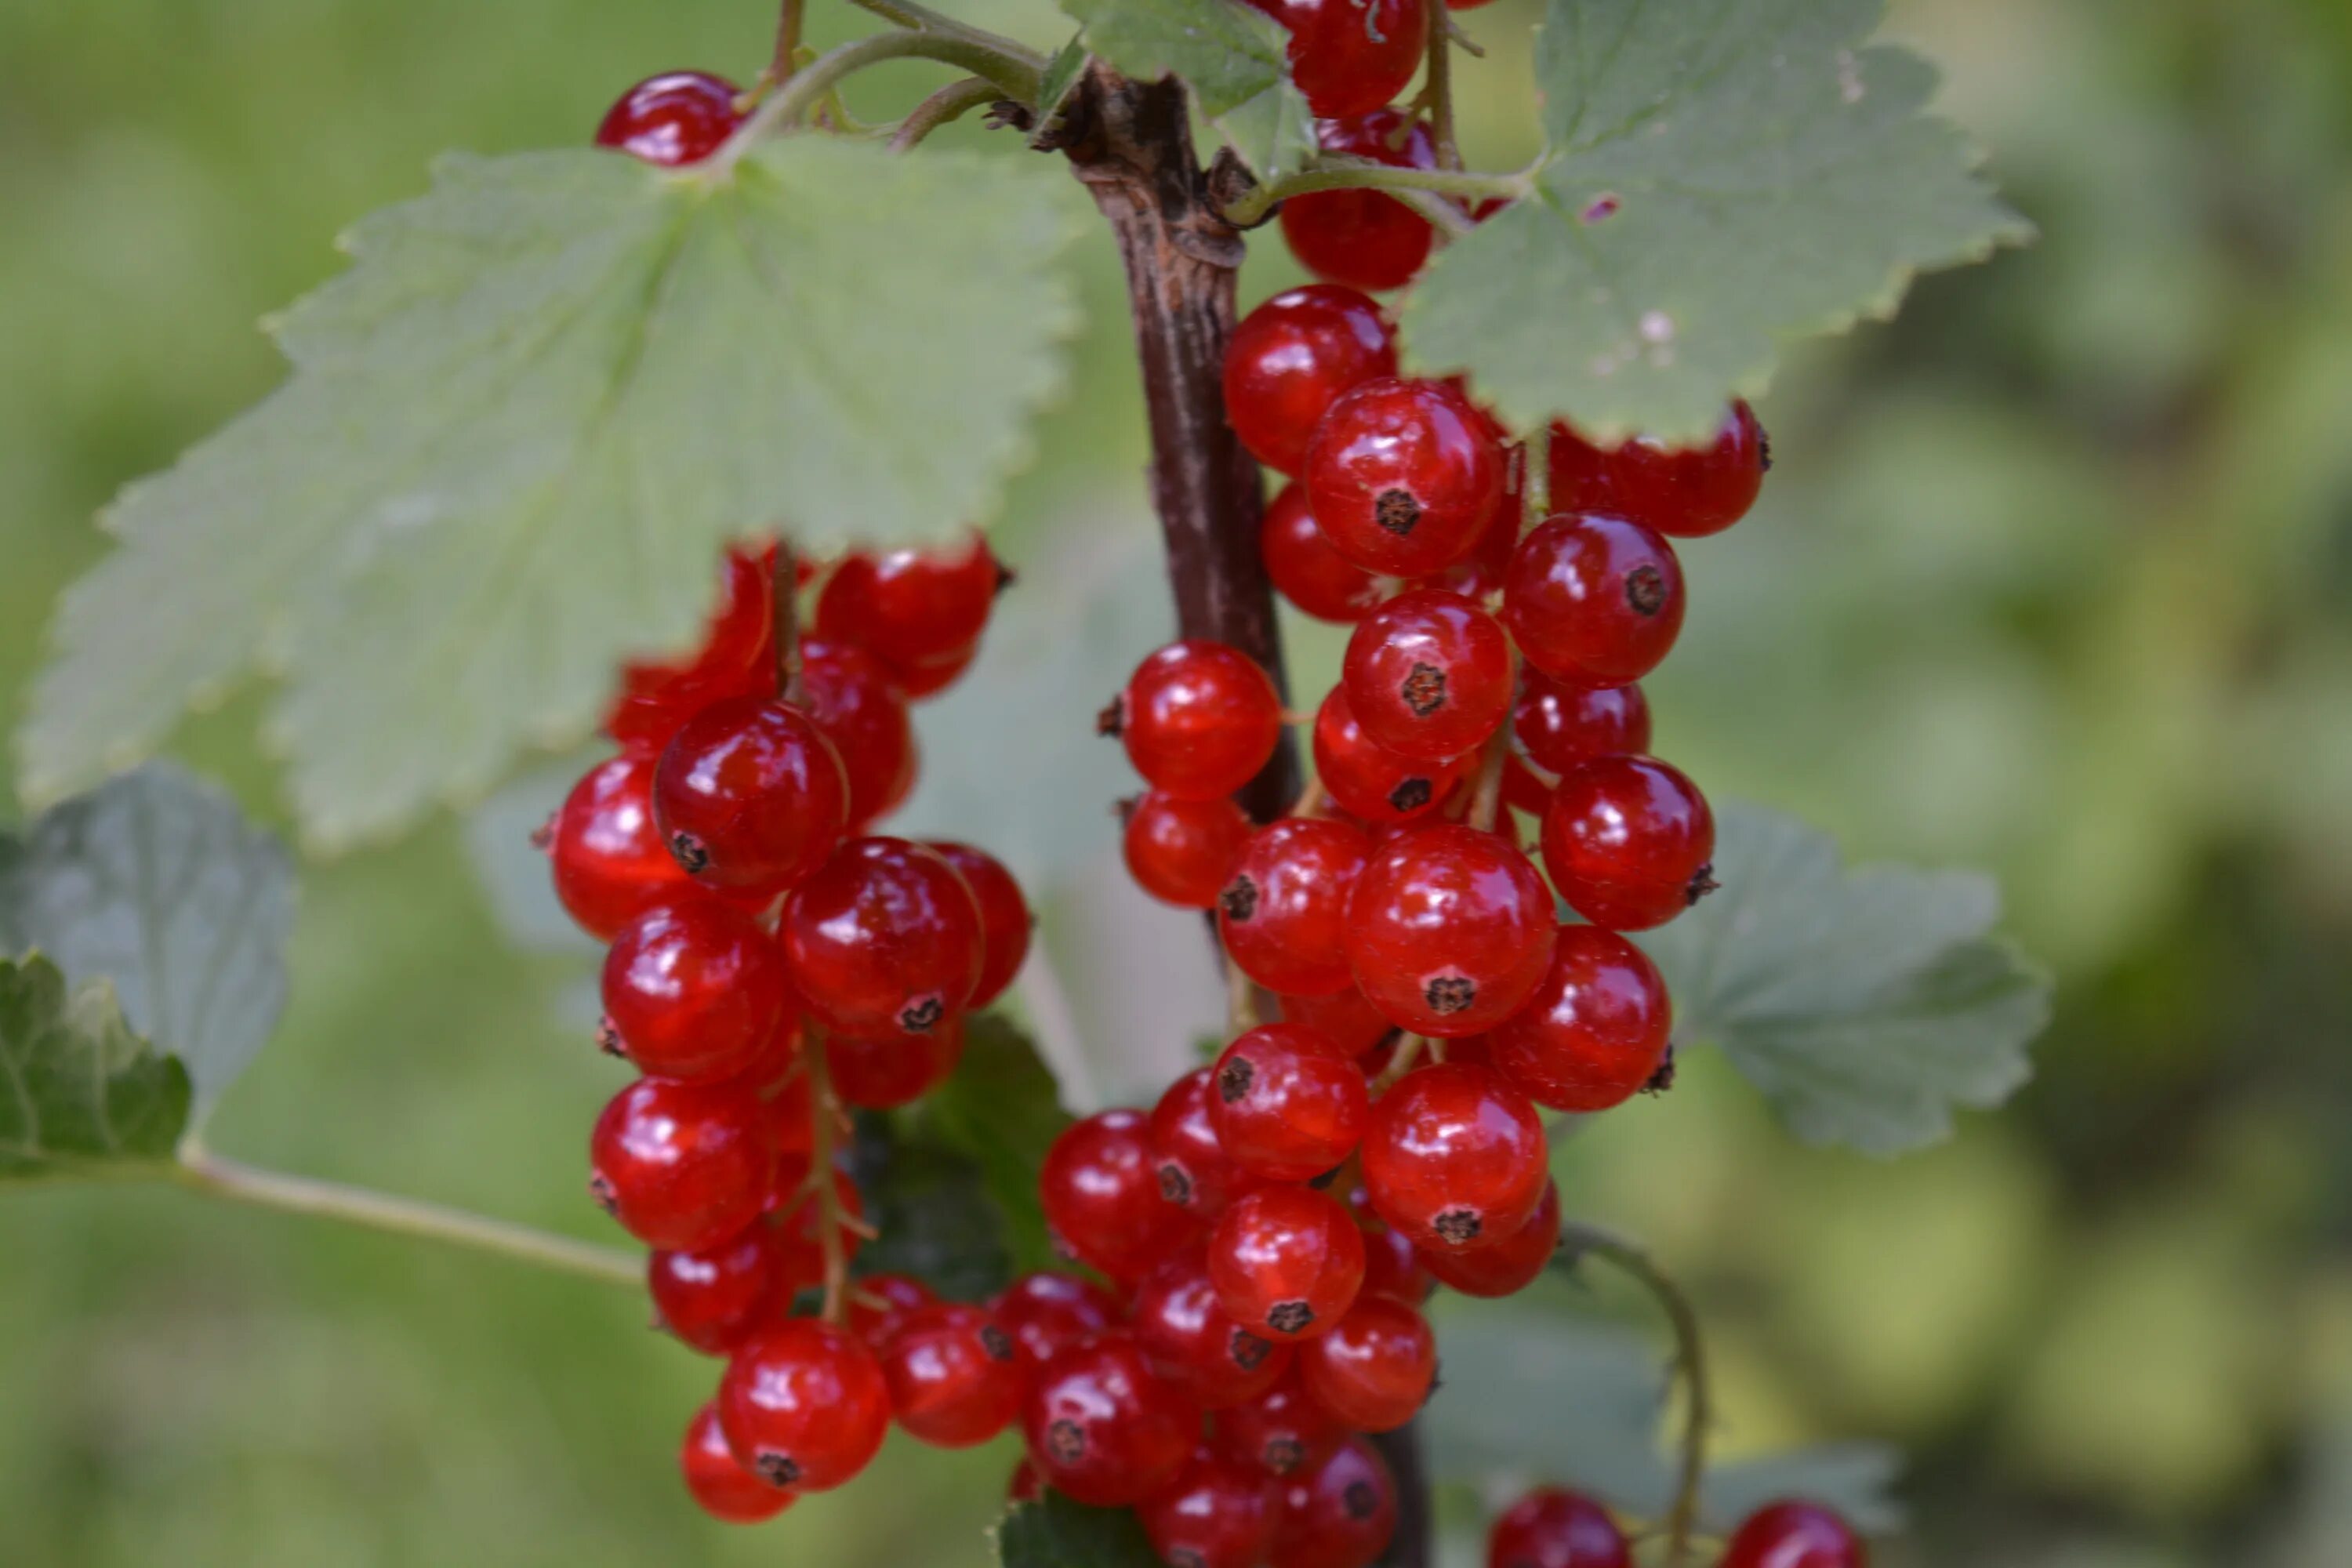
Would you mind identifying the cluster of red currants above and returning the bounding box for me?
[1487,1489,1868,1568]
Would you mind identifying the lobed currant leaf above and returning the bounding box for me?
[909,1012,1072,1272]
[1060,0,1314,180]
[0,956,191,1182]
[994,1489,1163,1568]
[848,1115,1017,1305]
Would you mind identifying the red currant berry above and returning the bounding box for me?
[1225,286,1398,476]
[1513,673,1650,779]
[1208,1185,1366,1340]
[878,1302,1025,1448]
[1306,379,1506,577]
[781,837,983,1038]
[1545,422,1621,519]
[1359,1062,1546,1251]
[654,695,849,897]
[1719,1501,1869,1568]
[1272,1436,1398,1568]
[993,1271,1126,1373]
[1418,1177,1559,1298]
[847,1271,938,1349]
[1133,1244,1294,1408]
[1021,1330,1196,1508]
[798,637,916,828]
[1212,1369,1345,1478]
[599,896,791,1083]
[815,530,1004,689]
[1151,1066,1254,1218]
[1139,1446,1279,1568]
[718,1318,891,1492]
[1600,401,1768,539]
[1414,446,1523,599]
[649,1223,779,1356]
[546,754,692,939]
[1341,590,1514,762]
[1355,1202,1435,1305]
[604,546,773,753]
[1486,927,1671,1111]
[1503,514,1686,685]
[826,1014,964,1109]
[1344,825,1554,1036]
[1312,685,1469,826]
[1041,1110,1200,1286]
[1280,112,1436,292]
[1487,1486,1632,1568]
[1218,818,1371,996]
[1297,1294,1436,1432]
[589,1076,777,1251]
[1265,0,1427,120]
[681,1401,793,1524]
[1008,1457,1046,1503]
[1125,790,1254,909]
[1280,983,1398,1057]
[597,71,743,167]
[925,840,1031,1007]
[1540,755,1716,931]
[1211,1023,1370,1181]
[1263,482,1383,622]
[1105,641,1285,801]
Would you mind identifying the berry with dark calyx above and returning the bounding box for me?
[1311,686,1470,826]
[1599,401,1769,539]
[1306,379,1507,578]
[1020,1330,1196,1507]
[1225,286,1398,477]
[1133,1243,1295,1408]
[589,1076,777,1252]
[1344,825,1554,1036]
[879,1302,1025,1448]
[599,896,791,1083]
[1041,1111,1200,1286]
[1272,1436,1398,1568]
[815,530,1004,693]
[826,1014,964,1109]
[1719,1501,1870,1568]
[1487,927,1671,1111]
[1262,482,1384,623]
[1296,1294,1436,1432]
[925,840,1031,1006]
[546,753,691,940]
[1419,1178,1560,1298]
[1210,1023,1370,1181]
[1209,1184,1367,1341]
[604,546,773,753]
[1486,1486,1633,1568]
[1513,673,1650,779]
[1105,641,1285,801]
[648,1224,779,1356]
[681,1401,793,1524]
[847,1272,938,1350]
[1218,818,1371,996]
[1138,1446,1279,1568]
[1213,1368,1345,1479]
[1267,0,1428,120]
[781,837,983,1039]
[597,71,744,167]
[1341,590,1515,763]
[1503,514,1687,686]
[1540,754,1716,931]
[653,695,848,897]
[993,1271,1126,1373]
[1151,1066,1254,1218]
[1125,789,1254,909]
[1281,111,1437,293]
[798,637,916,829]
[1280,983,1399,1058]
[717,1318,891,1492]
[1360,1062,1548,1252]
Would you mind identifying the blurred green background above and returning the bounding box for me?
[3,0,2350,1564]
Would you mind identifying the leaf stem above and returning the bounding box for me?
[1370,1033,1428,1091]
[800,1020,853,1323]
[847,0,1044,60]
[889,76,1004,154]
[717,27,1042,172]
[173,1145,641,1287]
[1222,160,1530,228]
[771,0,808,85]
[1422,0,1461,172]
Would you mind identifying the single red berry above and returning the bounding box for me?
[1272,1436,1398,1568]
[1212,1368,1345,1478]
[599,896,791,1083]
[993,1271,1126,1373]
[1361,1062,1546,1250]
[781,837,983,1038]
[1599,401,1768,539]
[717,1318,891,1492]
[1139,1446,1279,1568]
[1226,286,1398,476]
[1262,482,1384,622]
[1133,1243,1294,1409]
[1311,685,1469,826]
[604,546,774,753]
[1341,590,1514,763]
[649,1223,779,1356]
[1041,1110,1200,1286]
[1486,927,1671,1111]
[1487,1486,1633,1568]
[1151,1066,1255,1218]
[546,753,692,939]
[1344,825,1554,1036]
[1503,514,1687,685]
[1354,1200,1435,1305]
[1106,641,1285,801]
[924,840,1031,1006]
[1218,818,1371,996]
[653,695,849,897]
[847,1272,938,1350]
[1007,1457,1045,1503]
[1414,444,1523,599]
[1021,1330,1197,1507]
[798,637,916,829]
[878,1302,1025,1448]
[1265,0,1427,119]
[1540,755,1716,931]
[826,1014,964,1109]
[1279,983,1398,1058]
[1719,1501,1869,1568]
[1306,379,1506,578]
[815,530,1004,689]
[1546,422,1621,519]
[588,1076,777,1251]
[681,1401,793,1524]
[1208,1185,1367,1341]
[597,71,743,167]
[1297,1294,1436,1432]
[1210,1024,1370,1181]
[1281,112,1436,292]
[1513,673,1650,779]
[1126,790,1254,909]
[1419,1177,1559,1298]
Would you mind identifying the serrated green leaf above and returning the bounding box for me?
[848,1114,1014,1302]
[1213,71,1317,187]
[1400,0,2031,442]
[21,137,1083,850]
[1033,37,1092,136]
[916,1011,1070,1272]
[1634,803,2049,1156]
[994,1492,1161,1568]
[1060,0,1312,180]
[0,764,292,1119]
[0,956,191,1181]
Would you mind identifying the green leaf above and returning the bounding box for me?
[1060,0,1312,179]
[0,764,293,1117]
[849,1115,1014,1303]
[1400,0,2032,442]
[21,138,1084,850]
[916,1012,1071,1272]
[1635,803,2049,1156]
[1032,37,1092,142]
[0,956,191,1181]
[994,1492,1161,1568]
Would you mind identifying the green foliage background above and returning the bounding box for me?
[1,1,2349,1565]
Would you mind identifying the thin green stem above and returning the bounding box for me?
[771,0,808,85]
[888,75,1003,154]
[1422,0,1460,172]
[1466,683,1513,831]
[174,1146,641,1287]
[848,0,1040,56]
[1222,160,1531,228]
[1392,187,1477,238]
[715,28,1043,173]
[800,1021,853,1323]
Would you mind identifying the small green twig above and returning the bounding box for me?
[800,1021,854,1323]
[1370,1033,1428,1091]
[1221,160,1530,229]
[888,75,1004,153]
[771,0,808,86]
[1394,187,1477,238]
[714,27,1043,172]
[1466,683,1514,830]
[1422,0,1461,172]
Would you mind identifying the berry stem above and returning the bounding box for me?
[771,539,805,706]
[769,0,807,90]
[1466,662,1516,831]
[800,1018,855,1324]
[1522,426,1549,532]
[1221,159,1530,230]
[1421,0,1461,173]
[717,27,1042,170]
[1370,1033,1428,1092]
[888,75,1003,154]
[1226,952,1261,1038]
[173,1144,641,1287]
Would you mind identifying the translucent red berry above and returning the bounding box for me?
[1267,0,1428,120]
[781,837,983,1039]
[1341,590,1514,763]
[649,1223,779,1356]
[1041,1110,1199,1285]
[597,71,743,167]
[1263,482,1383,623]
[1133,1244,1294,1408]
[1151,1066,1254,1218]
[604,546,773,750]
[1213,1368,1345,1478]
[1360,1062,1547,1251]
[1540,755,1716,931]
[1279,984,1398,1058]
[717,1318,891,1492]
[1139,1446,1279,1568]
[1021,1330,1197,1507]
[799,637,916,828]
[1210,1023,1370,1181]
[826,1014,964,1109]
[1487,927,1671,1111]
[847,1271,938,1350]
[1312,685,1469,826]
[1126,790,1254,909]
[1503,514,1687,685]
[654,695,849,897]
[927,840,1032,1006]
[1719,1501,1869,1568]
[1596,401,1768,539]
[1225,286,1398,476]
[1306,379,1506,577]
[599,896,791,1083]
[1419,1178,1559,1298]
[993,1271,1126,1373]
[1272,1436,1398,1568]
[1297,1294,1436,1431]
[1209,1184,1367,1340]
[681,1401,793,1524]
[1218,818,1371,996]
[879,1302,1025,1448]
[1281,111,1436,292]
[815,530,1003,691]
[546,753,693,939]
[1486,1486,1633,1568]
[1513,673,1650,779]
[1106,641,1285,800]
[589,1076,777,1251]
[1344,825,1554,1036]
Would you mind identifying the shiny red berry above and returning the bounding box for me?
[1311,685,1469,826]
[927,840,1032,1006]
[1263,482,1384,622]
[1486,927,1671,1111]
[1419,1177,1559,1298]
[1297,1294,1436,1432]
[1719,1501,1869,1568]
[1041,1110,1199,1286]
[815,530,1003,691]
[1106,641,1285,800]
[1344,825,1553,1036]
[654,695,849,897]
[1151,1066,1254,1218]
[1513,673,1650,779]
[1272,1436,1398,1568]
[599,896,791,1083]
[879,1302,1025,1448]
[1487,1486,1632,1568]
[1540,755,1716,931]
[649,1223,779,1356]
[681,1401,793,1524]
[1021,1331,1197,1508]
[1281,112,1436,292]
[993,1271,1126,1373]
[1265,0,1427,120]
[588,1076,777,1251]
[717,1318,891,1492]
[1211,1023,1370,1181]
[847,1271,938,1350]
[1209,1185,1366,1340]
[799,637,916,828]
[1504,514,1686,685]
[1360,1062,1547,1251]
[1133,1244,1294,1409]
[1212,1368,1345,1478]
[1341,590,1514,763]
[1125,790,1254,909]
[1139,1446,1279,1568]
[597,71,743,167]
[1218,817,1371,996]
[1279,984,1398,1058]
[546,753,693,939]
[1307,379,1506,577]
[781,837,983,1038]
[826,1014,964,1109]
[604,546,774,752]
[1599,401,1768,539]
[1225,286,1398,476]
